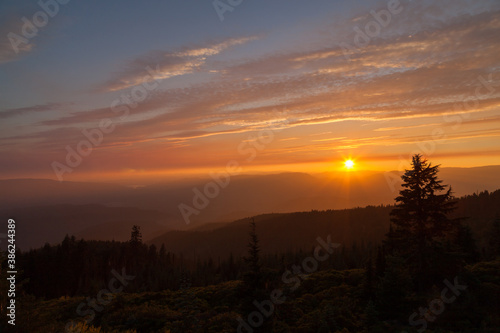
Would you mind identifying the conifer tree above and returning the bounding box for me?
[387,154,459,290]
[129,225,143,277]
[243,219,263,292]
[240,219,271,332]
[130,225,142,245]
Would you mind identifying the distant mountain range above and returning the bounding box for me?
[149,189,500,261]
[1,165,499,250]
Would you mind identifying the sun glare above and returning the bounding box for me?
[344,159,355,170]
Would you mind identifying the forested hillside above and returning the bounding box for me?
[1,185,499,332]
[151,189,500,260]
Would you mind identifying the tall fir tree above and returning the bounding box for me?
[129,225,142,246]
[386,154,460,290]
[243,219,263,292]
[240,219,272,332]
[128,225,143,279]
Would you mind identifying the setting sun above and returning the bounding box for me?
[344,159,355,170]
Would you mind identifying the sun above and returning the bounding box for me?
[344,159,355,170]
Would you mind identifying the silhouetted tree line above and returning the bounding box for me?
[16,232,379,299]
[8,185,499,304]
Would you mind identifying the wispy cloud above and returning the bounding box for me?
[0,103,66,119]
[96,36,258,92]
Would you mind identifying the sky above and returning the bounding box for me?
[1,0,499,182]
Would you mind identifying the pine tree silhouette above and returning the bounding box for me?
[386,154,460,290]
[129,225,142,246]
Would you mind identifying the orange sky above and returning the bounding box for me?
[1,0,499,183]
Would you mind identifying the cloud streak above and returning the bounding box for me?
[0,103,66,119]
[96,36,259,92]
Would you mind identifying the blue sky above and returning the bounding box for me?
[1,0,351,106]
[1,0,500,181]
